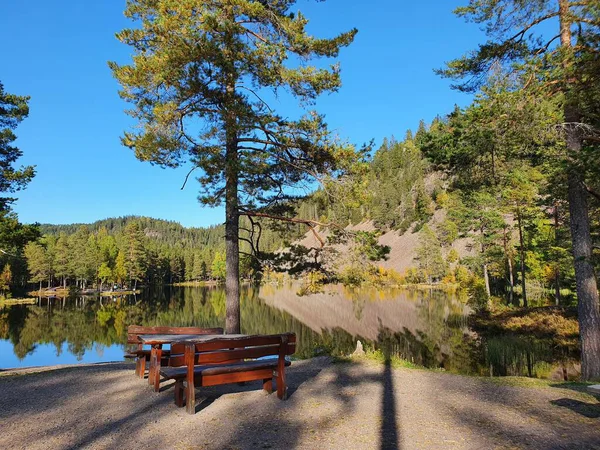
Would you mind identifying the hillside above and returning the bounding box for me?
[40,216,225,250]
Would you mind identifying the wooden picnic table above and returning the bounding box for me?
[138,333,246,391]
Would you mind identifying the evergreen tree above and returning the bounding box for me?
[211,251,226,281]
[123,222,147,289]
[24,242,52,291]
[114,250,127,285]
[416,225,446,284]
[0,82,35,213]
[98,262,113,290]
[0,82,39,287]
[53,232,70,289]
[110,0,357,333]
[192,252,206,281]
[0,263,11,296]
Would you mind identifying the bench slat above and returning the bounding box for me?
[126,326,223,344]
[180,333,296,352]
[161,359,291,380]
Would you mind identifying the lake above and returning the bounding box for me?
[0,284,577,378]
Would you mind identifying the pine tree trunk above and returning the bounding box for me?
[481,228,490,298]
[224,131,240,334]
[503,226,514,304]
[516,207,528,308]
[559,1,600,380]
[483,263,490,297]
[554,204,561,306]
[223,7,240,335]
[568,169,600,380]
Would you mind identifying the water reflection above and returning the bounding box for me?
[0,285,579,378]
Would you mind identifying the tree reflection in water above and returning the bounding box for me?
[0,285,579,377]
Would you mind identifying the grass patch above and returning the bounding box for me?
[483,376,599,401]
[333,349,426,370]
[471,306,579,349]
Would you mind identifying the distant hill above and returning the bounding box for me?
[40,216,225,250]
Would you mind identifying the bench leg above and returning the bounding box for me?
[134,358,140,377]
[153,347,163,392]
[263,378,273,394]
[174,380,184,407]
[138,357,146,379]
[277,370,287,400]
[185,380,195,415]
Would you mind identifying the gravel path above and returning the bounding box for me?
[0,358,598,450]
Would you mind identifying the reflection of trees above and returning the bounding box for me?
[1,287,578,377]
[477,335,578,378]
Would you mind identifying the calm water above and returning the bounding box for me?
[0,284,578,377]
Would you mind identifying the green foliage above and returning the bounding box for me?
[0,264,12,294]
[211,251,227,281]
[0,82,35,212]
[24,242,52,286]
[416,225,446,283]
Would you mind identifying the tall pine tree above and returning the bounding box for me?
[110,0,357,332]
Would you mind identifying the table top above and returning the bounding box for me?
[138,333,246,345]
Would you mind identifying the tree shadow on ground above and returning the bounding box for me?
[215,324,403,450]
[431,370,600,449]
[380,345,400,450]
[550,398,600,418]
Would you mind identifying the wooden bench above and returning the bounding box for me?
[161,333,296,414]
[125,326,224,379]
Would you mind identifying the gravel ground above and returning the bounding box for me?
[0,357,599,450]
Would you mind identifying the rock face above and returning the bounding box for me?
[291,212,476,275]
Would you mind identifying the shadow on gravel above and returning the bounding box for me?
[432,370,600,449]
[550,398,600,419]
[381,348,400,450]
[217,356,403,450]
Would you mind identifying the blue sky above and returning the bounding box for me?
[1,0,482,228]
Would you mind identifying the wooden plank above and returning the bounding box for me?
[153,347,163,392]
[263,378,273,394]
[277,334,289,400]
[168,347,294,367]
[197,345,279,364]
[127,326,223,344]
[174,380,184,407]
[162,360,290,379]
[191,333,295,351]
[185,343,196,415]
[128,325,223,335]
[138,356,146,379]
[139,333,232,345]
[200,369,274,387]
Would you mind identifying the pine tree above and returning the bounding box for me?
[0,82,35,213]
[123,222,147,289]
[416,225,446,284]
[211,251,226,281]
[0,82,39,284]
[0,263,11,295]
[192,252,205,281]
[24,242,52,291]
[114,250,127,285]
[110,0,357,333]
[53,232,70,289]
